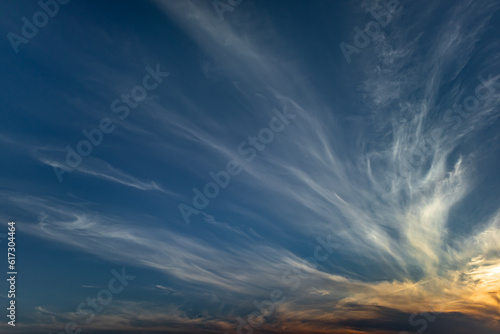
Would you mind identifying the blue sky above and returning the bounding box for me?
[1,0,500,333]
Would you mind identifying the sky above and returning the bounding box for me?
[0,0,500,333]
